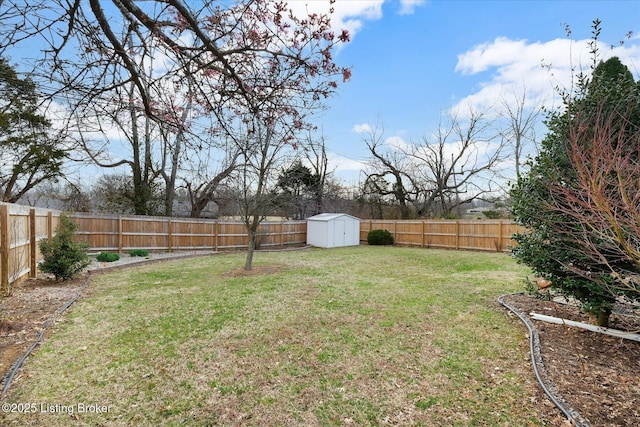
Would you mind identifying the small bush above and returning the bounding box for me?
[367,229,394,246]
[96,252,120,262]
[129,249,149,257]
[39,214,90,280]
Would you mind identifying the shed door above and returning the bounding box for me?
[334,219,345,247]
[344,220,355,245]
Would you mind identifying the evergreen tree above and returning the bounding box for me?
[511,56,640,326]
[276,160,318,219]
[0,57,67,202]
[39,214,90,280]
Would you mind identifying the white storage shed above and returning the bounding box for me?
[306,213,361,248]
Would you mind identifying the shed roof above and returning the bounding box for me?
[307,213,360,222]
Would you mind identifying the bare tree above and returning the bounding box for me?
[300,132,332,216]
[1,0,351,219]
[89,174,162,215]
[360,175,391,219]
[498,85,542,179]
[1,0,351,128]
[362,110,505,219]
[185,145,241,218]
[72,85,160,215]
[157,89,192,216]
[409,108,505,218]
[227,119,296,270]
[362,122,415,219]
[58,182,91,212]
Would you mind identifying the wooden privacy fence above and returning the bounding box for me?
[0,203,58,293]
[360,219,525,252]
[69,213,307,252]
[0,204,306,292]
[1,201,527,292]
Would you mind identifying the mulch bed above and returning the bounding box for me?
[501,293,640,426]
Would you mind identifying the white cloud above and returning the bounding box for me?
[455,37,529,75]
[285,1,382,39]
[452,36,640,119]
[352,123,373,134]
[398,0,426,16]
[327,152,367,172]
[285,1,421,41]
[384,135,411,152]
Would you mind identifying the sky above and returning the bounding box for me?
[302,0,640,185]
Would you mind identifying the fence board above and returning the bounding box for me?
[68,214,307,253]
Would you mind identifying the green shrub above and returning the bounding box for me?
[39,214,90,280]
[129,249,149,257]
[96,252,120,262]
[367,229,394,246]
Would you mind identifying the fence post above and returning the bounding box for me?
[455,220,460,250]
[116,216,122,253]
[210,221,214,251]
[47,211,53,239]
[421,220,425,248]
[393,220,397,245]
[1,205,9,293]
[281,220,285,248]
[30,208,37,278]
[497,220,504,252]
[167,217,173,253]
[214,220,219,251]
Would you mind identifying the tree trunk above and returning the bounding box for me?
[190,198,207,218]
[244,227,256,271]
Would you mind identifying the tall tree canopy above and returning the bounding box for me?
[362,110,505,219]
[0,0,351,125]
[0,57,67,202]
[276,160,319,219]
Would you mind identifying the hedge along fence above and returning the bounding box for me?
[360,219,525,252]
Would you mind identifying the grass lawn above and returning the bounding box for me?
[1,246,543,426]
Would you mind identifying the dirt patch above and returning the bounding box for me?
[1,271,639,425]
[220,265,286,277]
[0,274,88,388]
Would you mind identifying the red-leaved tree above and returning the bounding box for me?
[545,99,640,297]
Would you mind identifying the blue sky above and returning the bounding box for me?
[304,0,640,184]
